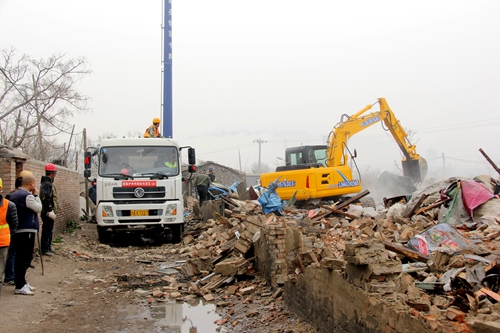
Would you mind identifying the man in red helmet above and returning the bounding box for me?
[39,163,59,256]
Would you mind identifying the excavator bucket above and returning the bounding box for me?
[402,157,428,184]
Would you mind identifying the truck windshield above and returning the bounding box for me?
[99,146,179,178]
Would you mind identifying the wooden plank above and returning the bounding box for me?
[382,241,431,262]
[199,275,227,294]
[479,148,500,176]
[335,190,371,210]
[475,287,500,303]
[403,193,429,218]
[413,199,448,215]
[318,204,358,219]
[221,196,238,208]
[214,212,233,228]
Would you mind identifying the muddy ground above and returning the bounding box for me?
[0,220,318,333]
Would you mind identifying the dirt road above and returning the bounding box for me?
[0,221,317,333]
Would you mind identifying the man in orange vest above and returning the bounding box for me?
[143,117,164,138]
[0,177,19,297]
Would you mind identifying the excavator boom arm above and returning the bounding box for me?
[326,97,426,182]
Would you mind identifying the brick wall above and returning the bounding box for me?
[254,221,287,286]
[0,147,80,236]
[255,221,436,333]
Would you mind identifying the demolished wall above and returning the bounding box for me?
[285,267,432,333]
[255,221,436,333]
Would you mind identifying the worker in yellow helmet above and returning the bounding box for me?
[143,117,164,138]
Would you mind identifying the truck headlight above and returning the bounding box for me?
[102,205,114,217]
[164,203,177,216]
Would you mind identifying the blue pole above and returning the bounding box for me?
[163,0,173,138]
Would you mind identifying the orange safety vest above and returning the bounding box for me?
[0,198,11,247]
[143,124,161,138]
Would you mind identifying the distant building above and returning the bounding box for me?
[182,161,247,197]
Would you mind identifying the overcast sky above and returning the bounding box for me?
[1,0,500,180]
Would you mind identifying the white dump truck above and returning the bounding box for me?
[84,138,196,244]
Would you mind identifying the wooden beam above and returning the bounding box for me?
[403,193,429,218]
[318,204,358,219]
[335,190,370,210]
[413,199,448,215]
[382,241,431,262]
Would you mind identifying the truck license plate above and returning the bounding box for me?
[131,210,149,216]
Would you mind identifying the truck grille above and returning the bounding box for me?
[113,186,166,199]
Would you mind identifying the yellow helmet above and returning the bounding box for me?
[153,117,161,124]
[20,170,33,177]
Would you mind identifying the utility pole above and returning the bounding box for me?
[254,138,267,173]
[442,152,445,176]
[162,0,173,138]
[83,128,89,216]
[238,149,242,172]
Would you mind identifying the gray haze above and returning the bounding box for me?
[1,0,499,180]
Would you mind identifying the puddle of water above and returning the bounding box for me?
[150,298,228,333]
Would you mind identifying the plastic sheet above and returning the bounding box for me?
[258,178,283,215]
[408,222,483,255]
[461,180,494,218]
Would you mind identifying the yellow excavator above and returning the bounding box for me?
[259,97,427,202]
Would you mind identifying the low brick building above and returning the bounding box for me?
[0,144,80,236]
[182,161,248,197]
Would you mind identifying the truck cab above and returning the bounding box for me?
[84,138,195,244]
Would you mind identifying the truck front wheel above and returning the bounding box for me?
[97,226,112,244]
[170,224,183,244]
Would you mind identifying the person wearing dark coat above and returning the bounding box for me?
[9,173,41,295]
[193,170,212,206]
[3,176,22,285]
[88,179,97,205]
[39,163,58,256]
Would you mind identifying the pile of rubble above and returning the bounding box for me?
[68,174,500,332]
[170,175,500,332]
[260,175,500,332]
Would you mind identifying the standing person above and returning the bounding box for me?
[165,153,177,169]
[208,166,216,183]
[40,163,58,257]
[3,175,22,286]
[9,173,41,295]
[0,177,18,296]
[143,117,164,138]
[194,170,211,206]
[5,176,22,200]
[88,178,97,205]
[155,152,177,170]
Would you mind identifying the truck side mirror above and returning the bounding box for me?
[84,151,92,169]
[188,147,196,165]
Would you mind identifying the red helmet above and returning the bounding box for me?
[45,163,57,172]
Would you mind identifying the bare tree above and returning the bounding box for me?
[0,48,91,161]
[249,161,273,174]
[125,130,142,138]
